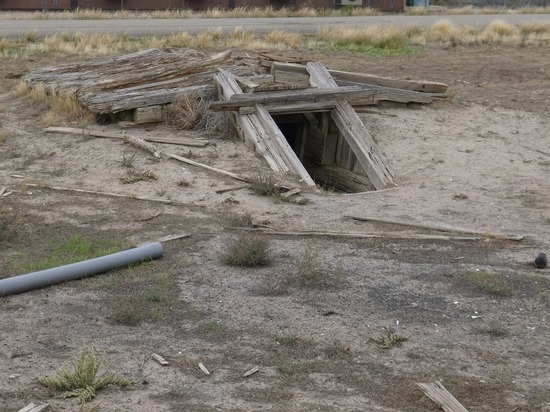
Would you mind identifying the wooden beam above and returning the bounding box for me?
[238,94,383,115]
[417,381,469,412]
[271,61,448,94]
[306,62,395,190]
[208,86,383,111]
[272,62,434,104]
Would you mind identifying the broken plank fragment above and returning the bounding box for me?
[198,363,211,375]
[152,353,169,366]
[306,62,395,190]
[417,381,469,412]
[18,404,50,412]
[242,366,260,378]
[280,188,301,199]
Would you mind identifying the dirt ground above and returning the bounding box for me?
[1,43,549,411]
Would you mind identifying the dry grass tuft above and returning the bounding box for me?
[318,24,407,50]
[485,19,519,38]
[41,92,95,127]
[15,80,30,96]
[249,172,280,197]
[265,30,302,49]
[27,82,49,103]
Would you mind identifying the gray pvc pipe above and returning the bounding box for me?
[0,242,164,297]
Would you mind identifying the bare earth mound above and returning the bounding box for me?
[1,44,549,411]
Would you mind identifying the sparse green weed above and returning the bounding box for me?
[222,235,271,267]
[249,172,279,197]
[221,211,254,228]
[372,325,408,349]
[468,270,513,297]
[38,344,135,405]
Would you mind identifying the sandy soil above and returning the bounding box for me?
[1,44,549,412]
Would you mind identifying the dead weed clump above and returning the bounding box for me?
[222,235,271,267]
[119,169,157,184]
[166,91,203,130]
[292,245,342,289]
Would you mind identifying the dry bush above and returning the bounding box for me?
[166,92,203,130]
[484,19,519,39]
[519,21,550,37]
[14,80,30,96]
[222,236,271,267]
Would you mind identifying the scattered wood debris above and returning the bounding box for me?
[417,381,469,412]
[151,353,169,366]
[24,48,448,191]
[242,366,260,378]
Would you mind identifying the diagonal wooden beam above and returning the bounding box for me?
[214,70,315,186]
[306,62,395,190]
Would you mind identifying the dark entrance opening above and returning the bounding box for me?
[273,113,374,193]
[70,0,78,10]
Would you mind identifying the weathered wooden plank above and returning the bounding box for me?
[235,227,485,242]
[209,86,379,111]
[306,62,395,190]
[417,381,469,412]
[345,215,525,241]
[44,126,207,148]
[167,153,249,183]
[133,105,165,124]
[27,49,232,93]
[272,61,447,94]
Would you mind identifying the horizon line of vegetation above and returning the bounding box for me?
[0,5,550,20]
[0,18,549,59]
